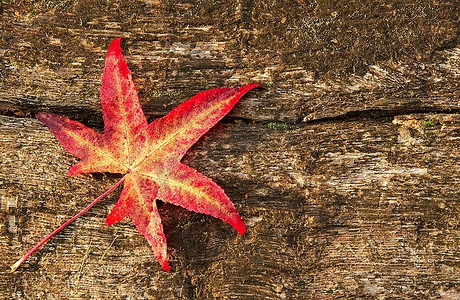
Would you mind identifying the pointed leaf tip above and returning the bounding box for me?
[35,112,51,124]
[248,83,263,89]
[233,83,262,102]
[224,210,246,235]
[233,219,246,235]
[108,38,122,55]
[239,83,263,93]
[162,261,171,272]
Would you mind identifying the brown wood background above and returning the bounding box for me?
[1,1,459,299]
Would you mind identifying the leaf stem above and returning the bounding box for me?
[11,176,126,272]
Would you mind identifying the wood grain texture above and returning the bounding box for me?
[1,114,459,298]
[1,1,459,122]
[1,0,459,299]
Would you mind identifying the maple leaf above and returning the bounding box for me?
[13,38,260,272]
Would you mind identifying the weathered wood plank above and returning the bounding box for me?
[1,1,459,123]
[2,0,459,299]
[1,113,459,298]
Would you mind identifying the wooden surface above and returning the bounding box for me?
[1,0,459,299]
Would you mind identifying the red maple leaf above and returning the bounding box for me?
[12,38,260,272]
